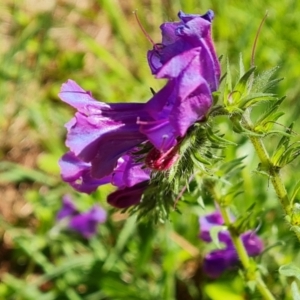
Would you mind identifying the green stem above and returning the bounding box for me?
[239,114,300,241]
[206,182,275,300]
[248,135,290,215]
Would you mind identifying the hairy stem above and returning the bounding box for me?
[207,182,275,300]
[249,136,291,214]
[241,114,300,240]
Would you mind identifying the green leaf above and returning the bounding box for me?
[290,180,300,205]
[192,152,212,165]
[238,53,245,79]
[279,264,300,280]
[277,123,294,148]
[217,157,245,178]
[226,57,232,91]
[0,161,57,186]
[292,281,300,300]
[255,97,285,125]
[251,66,280,93]
[206,127,236,146]
[210,225,227,248]
[232,66,256,103]
[239,93,277,109]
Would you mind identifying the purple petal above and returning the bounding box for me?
[203,249,238,278]
[147,10,220,92]
[57,195,77,220]
[111,155,150,188]
[59,80,150,178]
[107,181,148,208]
[166,53,212,135]
[69,205,106,239]
[199,211,224,242]
[242,231,264,256]
[142,49,213,150]
[59,152,111,193]
[139,117,177,151]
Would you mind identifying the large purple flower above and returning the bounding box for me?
[199,211,264,278]
[57,195,107,238]
[59,10,220,209]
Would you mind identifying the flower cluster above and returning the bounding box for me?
[59,10,220,209]
[57,195,106,238]
[199,211,264,278]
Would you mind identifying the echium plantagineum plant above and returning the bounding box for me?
[58,9,300,300]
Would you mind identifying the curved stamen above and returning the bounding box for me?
[251,11,268,67]
[133,10,161,52]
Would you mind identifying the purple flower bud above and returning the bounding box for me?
[57,195,106,238]
[199,210,264,278]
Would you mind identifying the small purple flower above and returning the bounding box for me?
[199,211,264,278]
[57,195,106,238]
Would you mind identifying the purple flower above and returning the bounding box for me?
[58,10,220,209]
[57,195,106,238]
[199,211,264,278]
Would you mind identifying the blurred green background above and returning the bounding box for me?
[0,0,300,299]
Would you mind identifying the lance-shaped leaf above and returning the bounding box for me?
[231,66,256,103]
[251,66,281,93]
[238,92,277,109]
